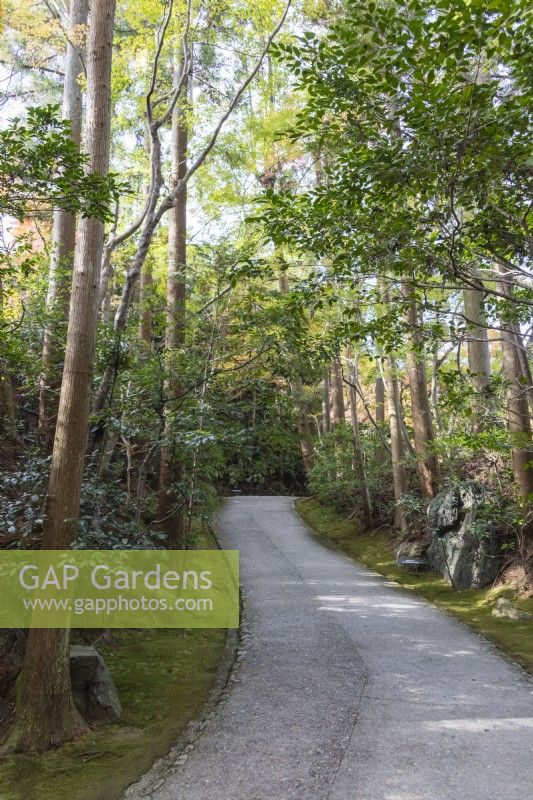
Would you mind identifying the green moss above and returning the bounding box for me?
[0,528,228,800]
[297,497,533,673]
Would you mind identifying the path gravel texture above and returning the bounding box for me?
[142,496,533,800]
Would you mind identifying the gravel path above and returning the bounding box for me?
[134,496,533,800]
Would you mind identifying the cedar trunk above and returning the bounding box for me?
[7,0,116,753]
[497,267,533,560]
[39,0,89,445]
[278,272,314,473]
[331,357,346,424]
[402,279,439,499]
[157,57,188,549]
[348,357,372,529]
[463,286,491,430]
[381,356,409,534]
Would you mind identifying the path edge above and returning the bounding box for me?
[123,511,246,800]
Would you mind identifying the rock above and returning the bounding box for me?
[426,481,503,589]
[491,597,533,621]
[70,645,122,723]
[395,538,429,571]
[395,538,429,561]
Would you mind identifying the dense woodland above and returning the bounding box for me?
[0,0,532,761]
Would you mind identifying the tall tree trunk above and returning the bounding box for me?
[0,373,16,437]
[157,56,188,549]
[330,357,345,424]
[322,369,331,434]
[278,272,314,473]
[39,0,89,446]
[138,121,154,348]
[463,285,491,430]
[497,270,533,561]
[7,0,116,753]
[139,258,153,346]
[290,376,315,474]
[374,371,388,466]
[375,375,385,424]
[0,281,17,438]
[381,356,409,534]
[402,279,439,499]
[348,356,372,529]
[500,325,533,561]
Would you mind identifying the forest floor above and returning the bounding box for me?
[0,528,227,800]
[128,495,533,800]
[297,498,533,673]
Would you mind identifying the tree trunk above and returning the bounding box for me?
[348,357,372,529]
[157,56,188,549]
[375,375,385,424]
[381,356,409,534]
[39,0,89,446]
[322,370,331,434]
[331,357,345,424]
[7,0,116,753]
[0,373,16,437]
[278,272,314,472]
[139,258,153,346]
[290,376,315,473]
[497,271,533,561]
[374,372,388,466]
[463,285,491,430]
[0,281,17,438]
[402,279,439,499]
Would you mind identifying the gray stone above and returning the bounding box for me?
[492,597,533,621]
[395,538,429,562]
[70,645,122,723]
[426,481,503,589]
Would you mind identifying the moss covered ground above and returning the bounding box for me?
[0,529,228,800]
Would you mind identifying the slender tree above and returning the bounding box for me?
[278,271,314,473]
[402,278,439,498]
[6,0,116,752]
[463,285,492,430]
[330,357,345,424]
[347,355,373,528]
[39,0,89,445]
[157,53,189,548]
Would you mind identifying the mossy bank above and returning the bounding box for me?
[0,529,228,800]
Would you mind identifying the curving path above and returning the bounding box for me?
[134,496,533,800]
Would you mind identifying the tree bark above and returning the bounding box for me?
[348,357,372,529]
[463,285,491,430]
[497,271,533,561]
[322,369,331,434]
[7,0,116,753]
[330,357,345,424]
[139,258,153,346]
[402,279,439,499]
[39,0,89,446]
[157,55,189,549]
[381,356,409,534]
[0,373,16,437]
[278,272,314,472]
[375,375,385,424]
[0,281,17,438]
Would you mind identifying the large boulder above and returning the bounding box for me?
[426,482,503,589]
[70,645,122,723]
